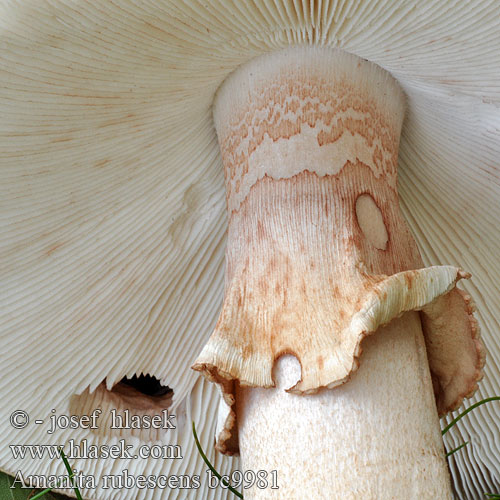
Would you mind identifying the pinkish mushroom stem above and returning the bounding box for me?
[193,46,483,498]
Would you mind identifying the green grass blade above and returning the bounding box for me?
[192,421,243,499]
[445,441,468,458]
[30,487,57,500]
[13,449,70,500]
[59,448,82,500]
[442,397,500,436]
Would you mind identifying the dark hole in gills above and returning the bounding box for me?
[119,374,173,398]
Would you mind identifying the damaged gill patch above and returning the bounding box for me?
[68,373,179,441]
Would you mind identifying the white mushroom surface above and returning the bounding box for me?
[1,1,499,499]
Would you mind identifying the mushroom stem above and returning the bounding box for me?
[236,312,452,498]
[193,46,476,496]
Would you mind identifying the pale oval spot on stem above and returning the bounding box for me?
[355,193,388,250]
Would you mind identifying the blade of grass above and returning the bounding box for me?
[442,397,500,436]
[192,421,243,499]
[20,449,75,500]
[59,448,82,500]
[30,487,57,500]
[445,441,468,458]
[442,397,500,498]
[28,483,63,500]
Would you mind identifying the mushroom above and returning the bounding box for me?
[193,46,485,498]
[0,1,498,499]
